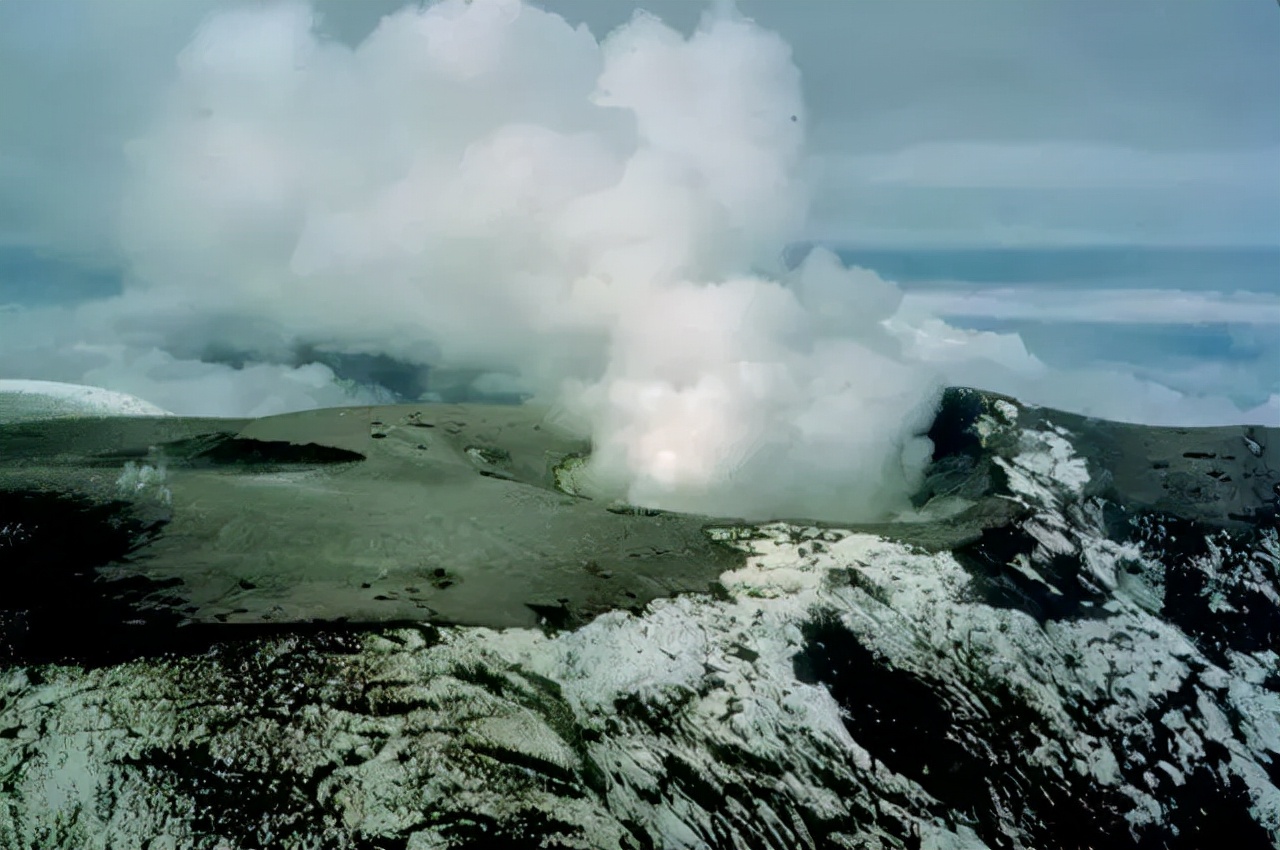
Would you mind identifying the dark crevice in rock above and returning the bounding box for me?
[1128,512,1279,664]
[926,387,993,463]
[793,615,1149,850]
[416,809,609,849]
[1116,672,1276,850]
[26,433,366,472]
[1260,750,1280,791]
[122,739,333,850]
[793,617,986,812]
[950,522,1105,623]
[188,436,366,468]
[526,601,578,632]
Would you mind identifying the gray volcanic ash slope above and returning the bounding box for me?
[0,388,1277,849]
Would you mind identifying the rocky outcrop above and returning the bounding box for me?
[1,390,1277,849]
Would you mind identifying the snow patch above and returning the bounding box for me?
[0,380,170,423]
[997,425,1091,503]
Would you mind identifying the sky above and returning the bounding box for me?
[2,0,1277,257]
[571,0,1280,247]
[0,0,1276,520]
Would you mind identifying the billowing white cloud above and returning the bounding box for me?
[13,0,947,524]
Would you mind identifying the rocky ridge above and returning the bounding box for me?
[0,389,1277,849]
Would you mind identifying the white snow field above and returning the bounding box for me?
[0,380,170,424]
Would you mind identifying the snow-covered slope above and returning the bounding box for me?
[0,389,1276,849]
[0,380,169,423]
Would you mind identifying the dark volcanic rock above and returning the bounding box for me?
[0,392,1277,849]
[0,490,181,666]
